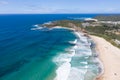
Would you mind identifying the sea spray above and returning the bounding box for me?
[84,37,103,80]
[0,14,102,80]
[53,31,102,80]
[53,41,77,80]
[67,32,90,80]
[33,29,101,80]
[85,39,104,80]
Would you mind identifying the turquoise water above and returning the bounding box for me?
[0,14,102,80]
[0,27,76,80]
[53,32,102,80]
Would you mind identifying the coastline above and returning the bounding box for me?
[61,25,120,80]
[2,14,120,80]
[37,25,120,80]
[90,35,120,80]
[54,28,99,80]
[44,26,104,80]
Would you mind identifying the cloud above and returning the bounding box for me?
[0,1,8,5]
[23,7,54,13]
[22,5,55,13]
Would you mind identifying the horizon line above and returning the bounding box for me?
[0,13,120,15]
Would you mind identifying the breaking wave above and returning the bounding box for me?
[53,31,102,80]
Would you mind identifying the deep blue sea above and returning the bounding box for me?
[0,14,101,80]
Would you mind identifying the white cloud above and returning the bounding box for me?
[22,5,55,13]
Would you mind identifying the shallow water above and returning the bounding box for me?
[0,14,102,80]
[53,32,102,80]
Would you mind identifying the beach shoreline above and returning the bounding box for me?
[47,26,104,80]
[90,35,120,80]
[40,25,120,80]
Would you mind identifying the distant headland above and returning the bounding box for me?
[37,15,120,80]
[38,15,120,48]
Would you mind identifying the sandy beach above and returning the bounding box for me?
[90,35,120,80]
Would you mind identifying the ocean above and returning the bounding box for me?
[0,14,102,80]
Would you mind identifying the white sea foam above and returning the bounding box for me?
[31,25,44,30]
[69,39,77,44]
[80,62,88,64]
[54,31,101,80]
[54,62,71,80]
[53,41,77,80]
[74,32,88,44]
[50,26,75,31]
[34,24,38,27]
[53,52,75,80]
[31,27,43,30]
[43,21,52,25]
[53,32,90,80]
[67,67,87,80]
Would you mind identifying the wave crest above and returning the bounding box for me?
[53,32,102,80]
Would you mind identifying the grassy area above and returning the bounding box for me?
[87,31,120,48]
[41,20,120,48]
[42,20,82,28]
[94,15,120,21]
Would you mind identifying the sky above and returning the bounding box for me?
[0,0,120,14]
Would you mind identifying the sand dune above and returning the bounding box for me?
[90,35,120,80]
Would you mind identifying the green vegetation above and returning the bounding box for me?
[85,25,120,48]
[42,20,82,28]
[95,15,120,21]
[41,19,120,48]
